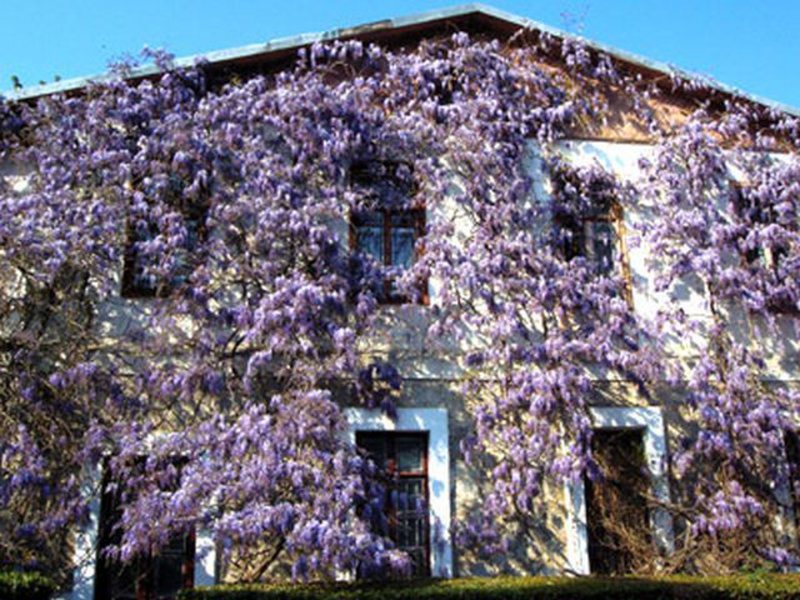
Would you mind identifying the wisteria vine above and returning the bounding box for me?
[0,29,799,582]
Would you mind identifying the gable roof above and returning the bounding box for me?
[5,3,799,119]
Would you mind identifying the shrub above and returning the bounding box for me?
[0,570,56,600]
[177,573,800,600]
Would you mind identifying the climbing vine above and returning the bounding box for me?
[0,31,799,581]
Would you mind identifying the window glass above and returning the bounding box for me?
[351,208,426,303]
[123,209,205,298]
[390,215,416,269]
[731,184,766,265]
[359,435,388,470]
[396,437,424,472]
[355,212,385,264]
[557,196,620,277]
[590,220,616,276]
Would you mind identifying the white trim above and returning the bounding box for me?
[194,528,217,586]
[61,464,101,600]
[344,407,453,578]
[564,406,673,574]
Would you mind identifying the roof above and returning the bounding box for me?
[5,3,800,118]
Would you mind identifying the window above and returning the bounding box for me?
[730,183,764,266]
[730,183,796,313]
[122,204,206,298]
[558,195,622,277]
[730,182,785,267]
[357,431,430,577]
[565,407,673,575]
[554,190,633,305]
[95,461,195,599]
[349,160,426,304]
[351,209,426,303]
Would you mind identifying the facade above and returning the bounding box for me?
[4,5,800,600]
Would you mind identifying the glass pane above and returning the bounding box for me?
[184,218,201,250]
[153,537,186,598]
[591,221,616,275]
[354,211,384,227]
[391,226,415,268]
[356,218,385,264]
[396,479,425,512]
[390,212,418,228]
[390,213,418,269]
[172,218,200,286]
[561,219,584,261]
[396,438,424,472]
[396,518,409,547]
[129,221,159,292]
[358,435,388,469]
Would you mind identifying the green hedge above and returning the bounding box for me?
[178,574,800,600]
[0,571,56,600]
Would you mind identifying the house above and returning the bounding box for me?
[2,5,799,599]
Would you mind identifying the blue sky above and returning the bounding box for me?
[2,1,799,109]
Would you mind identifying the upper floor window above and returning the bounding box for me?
[351,208,426,303]
[350,160,427,304]
[731,183,788,268]
[557,194,624,278]
[122,202,206,298]
[730,182,796,313]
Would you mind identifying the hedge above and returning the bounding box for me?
[0,571,57,600]
[178,573,800,600]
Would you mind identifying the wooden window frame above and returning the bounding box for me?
[350,208,428,305]
[356,431,431,577]
[121,209,207,299]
